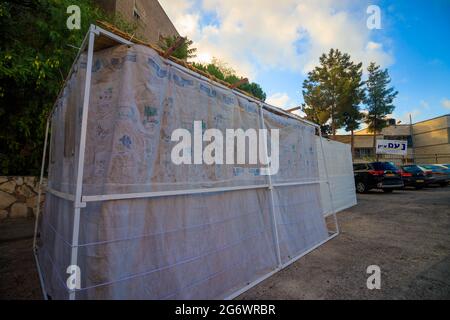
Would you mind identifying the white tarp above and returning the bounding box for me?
[37,43,340,300]
[317,138,357,216]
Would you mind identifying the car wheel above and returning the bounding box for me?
[382,189,393,193]
[439,182,448,187]
[356,182,366,193]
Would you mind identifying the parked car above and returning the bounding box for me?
[419,164,450,187]
[353,162,404,193]
[400,165,434,189]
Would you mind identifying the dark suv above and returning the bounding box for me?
[353,162,404,193]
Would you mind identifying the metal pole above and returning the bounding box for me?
[33,118,50,250]
[258,105,282,268]
[69,25,96,300]
[47,30,91,120]
[409,114,415,164]
[318,132,339,234]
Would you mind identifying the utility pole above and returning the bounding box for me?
[409,114,415,164]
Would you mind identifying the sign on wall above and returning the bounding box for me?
[376,139,408,155]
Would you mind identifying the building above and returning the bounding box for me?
[334,114,450,165]
[95,0,180,44]
[413,115,450,164]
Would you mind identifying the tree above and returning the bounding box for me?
[301,103,332,135]
[302,48,365,138]
[238,82,266,101]
[192,59,267,101]
[341,105,364,158]
[0,0,136,175]
[338,72,366,158]
[364,62,398,159]
[157,35,197,60]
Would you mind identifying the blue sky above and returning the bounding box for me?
[159,0,450,130]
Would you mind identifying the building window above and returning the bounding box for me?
[355,148,374,158]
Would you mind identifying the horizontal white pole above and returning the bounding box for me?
[81,180,323,203]
[273,180,326,187]
[45,187,75,202]
[82,184,269,202]
[94,25,133,46]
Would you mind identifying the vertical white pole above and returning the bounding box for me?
[318,131,339,234]
[259,105,282,267]
[69,26,96,300]
[33,118,50,250]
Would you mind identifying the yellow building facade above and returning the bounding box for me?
[334,115,450,165]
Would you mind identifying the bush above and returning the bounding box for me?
[192,60,266,101]
[0,0,135,175]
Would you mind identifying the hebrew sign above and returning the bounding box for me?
[376,139,408,155]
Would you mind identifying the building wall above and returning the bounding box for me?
[334,114,450,165]
[381,124,411,136]
[414,128,449,148]
[95,0,180,44]
[95,0,116,14]
[413,115,450,135]
[353,124,410,135]
[413,116,450,147]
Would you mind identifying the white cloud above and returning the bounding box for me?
[159,0,394,79]
[266,92,307,117]
[266,93,292,109]
[441,98,450,110]
[366,41,381,51]
[391,109,421,125]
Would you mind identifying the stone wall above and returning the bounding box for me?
[0,177,45,221]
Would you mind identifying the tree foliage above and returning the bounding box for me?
[192,59,267,101]
[157,35,197,60]
[302,48,365,137]
[0,0,135,175]
[301,103,332,135]
[364,62,398,134]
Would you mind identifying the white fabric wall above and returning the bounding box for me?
[317,137,357,216]
[37,44,333,300]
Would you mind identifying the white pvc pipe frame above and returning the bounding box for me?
[33,24,339,300]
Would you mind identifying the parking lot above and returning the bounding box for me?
[1,187,449,300]
[239,187,450,299]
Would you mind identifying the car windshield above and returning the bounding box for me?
[372,162,399,171]
[402,165,423,173]
[421,165,437,170]
[421,165,448,172]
